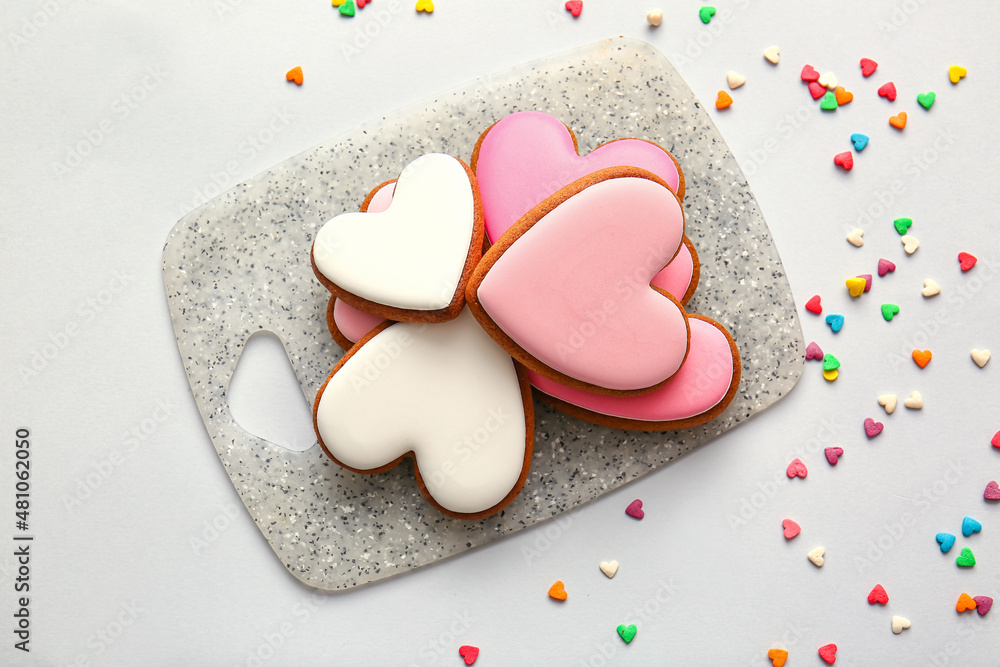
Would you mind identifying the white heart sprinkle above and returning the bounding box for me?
[818,71,838,90]
[600,560,619,578]
[847,228,864,247]
[808,546,825,567]
[727,71,746,89]
[878,394,898,415]
[921,278,941,297]
[971,349,991,368]
[891,615,911,634]
[901,235,920,254]
[904,391,923,409]
[646,9,663,27]
[763,46,780,64]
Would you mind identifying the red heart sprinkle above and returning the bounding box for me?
[833,152,853,171]
[808,81,826,99]
[868,584,889,604]
[824,447,843,466]
[878,82,897,101]
[564,0,582,17]
[860,58,878,77]
[356,0,369,7]
[993,431,1000,449]
[985,481,1000,500]
[805,295,822,314]
[782,519,801,539]
[801,64,820,82]
[786,458,808,479]
[958,252,977,271]
[818,643,838,664]
[877,258,896,277]
[459,645,479,665]
[864,418,884,438]
[625,499,644,519]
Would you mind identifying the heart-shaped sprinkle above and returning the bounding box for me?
[878,81,898,101]
[767,649,788,667]
[958,252,977,271]
[825,447,843,465]
[646,9,663,26]
[956,547,976,567]
[890,112,907,130]
[822,354,840,371]
[806,341,824,360]
[903,391,923,409]
[881,303,900,321]
[818,71,838,89]
[600,560,619,578]
[962,516,982,537]
[625,499,644,519]
[822,368,839,382]
[415,0,434,12]
[878,394,898,414]
[974,596,993,616]
[356,0,368,7]
[834,86,853,105]
[917,91,936,109]
[833,151,852,170]
[971,349,990,367]
[846,277,865,296]
[949,65,967,84]
[826,314,844,332]
[901,234,918,253]
[727,71,746,89]
[984,481,1000,500]
[860,58,878,77]
[809,81,826,100]
[868,584,889,605]
[806,295,823,314]
[564,0,581,17]
[339,0,356,15]
[698,6,715,23]
[763,46,780,64]
[285,66,304,84]
[716,90,733,109]
[936,532,956,552]
[617,623,637,643]
[957,593,978,612]
[846,228,864,247]
[818,643,837,664]
[459,645,479,665]
[864,418,884,438]
[851,133,869,151]
[548,580,568,600]
[993,431,1000,449]
[878,258,895,276]
[857,274,873,292]
[782,519,801,539]
[891,616,911,634]
[808,546,825,567]
[893,217,912,235]
[801,64,820,82]
[786,458,807,479]
[912,350,932,368]
[922,279,941,297]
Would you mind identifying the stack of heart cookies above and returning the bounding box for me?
[310,111,741,519]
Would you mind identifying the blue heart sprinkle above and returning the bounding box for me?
[936,532,956,552]
[825,314,844,332]
[851,133,869,151]
[962,516,982,537]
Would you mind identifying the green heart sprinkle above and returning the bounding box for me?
[956,547,976,567]
[820,91,839,111]
[881,304,900,321]
[617,623,637,643]
[893,217,912,235]
[699,6,716,23]
[917,91,936,109]
[338,0,356,16]
[822,353,840,371]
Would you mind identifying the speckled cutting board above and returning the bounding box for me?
[162,37,803,591]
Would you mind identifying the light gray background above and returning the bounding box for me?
[1,1,998,665]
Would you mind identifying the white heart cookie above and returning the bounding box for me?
[314,309,532,516]
[971,349,991,367]
[891,615,911,634]
[727,71,746,89]
[846,228,864,247]
[921,278,940,297]
[808,546,825,567]
[904,391,923,409]
[312,153,478,316]
[600,561,619,578]
[901,235,919,254]
[878,394,897,415]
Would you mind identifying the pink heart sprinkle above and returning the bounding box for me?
[985,480,1000,500]
[786,458,808,479]
[974,596,993,616]
[864,418,884,438]
[801,64,820,82]
[877,258,896,277]
[856,274,872,292]
[782,519,801,539]
[825,447,844,465]
[806,341,824,360]
[625,499,644,519]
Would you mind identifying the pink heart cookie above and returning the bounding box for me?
[468,169,690,394]
[472,110,684,243]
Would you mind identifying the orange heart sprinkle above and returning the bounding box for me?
[285,66,303,85]
[889,112,907,129]
[768,648,789,666]
[957,593,977,612]
[834,86,853,105]
[548,580,567,601]
[912,349,932,368]
[715,90,733,109]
